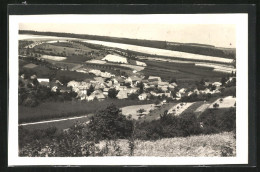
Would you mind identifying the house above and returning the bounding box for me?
[37,78,49,83]
[158,85,168,92]
[138,93,147,100]
[112,78,119,85]
[127,87,139,94]
[90,90,105,101]
[101,72,112,78]
[164,93,171,98]
[94,77,105,83]
[103,88,109,96]
[30,75,37,80]
[204,82,212,87]
[37,78,50,87]
[60,87,71,93]
[212,82,222,87]
[179,88,186,94]
[117,90,128,99]
[116,77,125,85]
[158,81,169,86]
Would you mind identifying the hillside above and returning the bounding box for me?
[96,132,236,157]
[19,30,236,59]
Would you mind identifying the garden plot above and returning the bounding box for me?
[167,102,194,116]
[209,96,236,109]
[121,104,155,120]
[83,40,233,63]
[41,55,67,61]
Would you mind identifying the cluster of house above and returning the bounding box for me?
[64,75,179,101]
[24,41,44,49]
[19,68,235,103]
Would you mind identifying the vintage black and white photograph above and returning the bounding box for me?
[8,14,249,165]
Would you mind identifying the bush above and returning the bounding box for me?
[87,104,133,141]
[108,88,119,99]
[199,108,236,134]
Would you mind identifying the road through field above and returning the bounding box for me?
[19,115,90,126]
[19,115,91,131]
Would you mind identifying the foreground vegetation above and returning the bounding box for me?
[19,104,236,157]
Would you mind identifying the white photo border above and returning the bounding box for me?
[8,14,248,166]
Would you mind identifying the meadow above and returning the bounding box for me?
[82,40,233,63]
[19,99,154,123]
[97,131,236,157]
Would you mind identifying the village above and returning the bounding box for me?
[19,63,235,103]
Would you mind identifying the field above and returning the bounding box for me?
[19,115,91,131]
[41,55,67,61]
[209,96,236,109]
[82,40,233,63]
[20,31,236,59]
[142,60,226,82]
[19,99,154,123]
[121,104,156,119]
[143,103,177,121]
[167,102,195,116]
[96,131,236,157]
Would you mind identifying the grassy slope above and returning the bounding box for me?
[98,132,236,157]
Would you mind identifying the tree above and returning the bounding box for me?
[87,85,95,96]
[213,103,219,109]
[221,77,227,86]
[108,88,118,99]
[137,108,146,116]
[87,104,133,141]
[137,82,144,94]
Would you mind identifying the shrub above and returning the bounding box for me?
[108,88,119,99]
[87,104,133,141]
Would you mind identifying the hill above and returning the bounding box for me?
[19,30,235,59]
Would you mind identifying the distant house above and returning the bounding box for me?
[204,82,212,87]
[37,78,50,87]
[37,78,49,83]
[158,85,168,92]
[90,90,105,101]
[117,90,128,99]
[94,77,104,83]
[116,77,125,85]
[212,82,222,88]
[179,88,186,94]
[30,75,37,80]
[158,81,169,86]
[138,93,147,100]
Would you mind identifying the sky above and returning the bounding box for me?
[19,23,236,48]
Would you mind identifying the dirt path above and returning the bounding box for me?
[19,115,90,126]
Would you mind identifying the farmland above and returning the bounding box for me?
[20,30,236,59]
[19,99,154,123]
[209,96,236,109]
[18,30,237,158]
[121,104,156,119]
[82,40,233,63]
